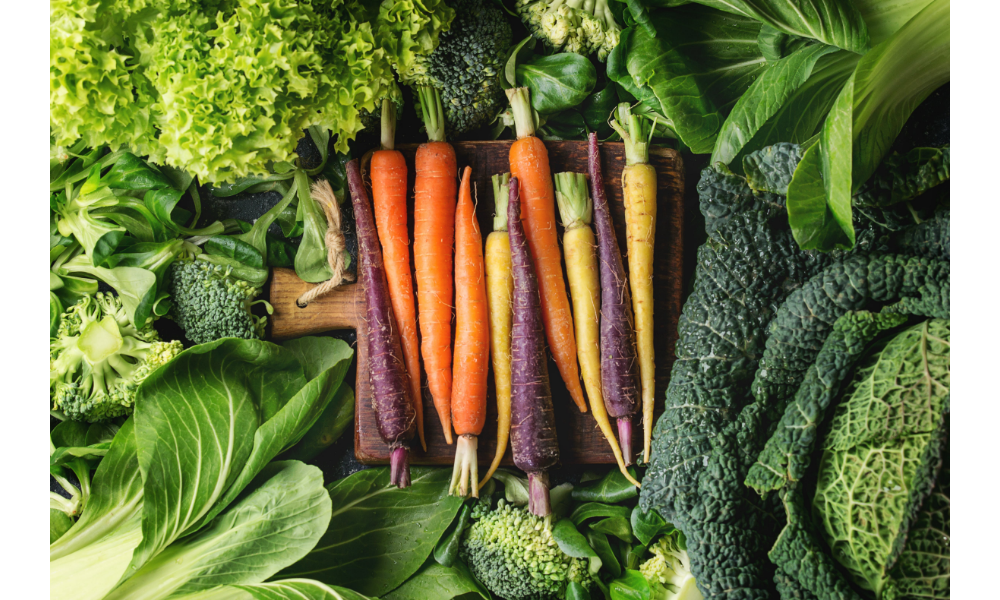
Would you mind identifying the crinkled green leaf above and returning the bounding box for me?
[608,6,767,153]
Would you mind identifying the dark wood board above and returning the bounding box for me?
[269,140,684,465]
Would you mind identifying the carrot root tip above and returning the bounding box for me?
[528,471,552,517]
[390,447,411,488]
[617,417,633,468]
[449,434,479,498]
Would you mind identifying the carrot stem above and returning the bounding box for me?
[381,98,396,151]
[417,86,447,143]
[506,87,536,139]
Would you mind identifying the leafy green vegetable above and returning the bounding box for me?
[853,145,950,207]
[51,0,396,184]
[786,0,950,250]
[710,44,840,167]
[607,5,767,153]
[384,561,489,600]
[678,0,870,53]
[641,142,950,599]
[434,503,474,567]
[295,170,335,283]
[746,311,911,494]
[50,337,354,600]
[170,579,372,600]
[517,53,598,116]
[105,462,332,600]
[572,466,640,503]
[281,468,464,597]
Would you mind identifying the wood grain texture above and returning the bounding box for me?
[269,140,684,465]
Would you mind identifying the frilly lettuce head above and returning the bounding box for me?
[375,0,455,85]
[50,0,395,184]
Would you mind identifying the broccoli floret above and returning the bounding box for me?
[460,499,592,600]
[50,293,183,422]
[167,257,267,345]
[516,0,621,61]
[405,0,512,136]
[639,532,704,600]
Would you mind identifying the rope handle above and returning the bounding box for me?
[296,179,355,307]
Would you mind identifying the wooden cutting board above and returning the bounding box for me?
[269,140,684,465]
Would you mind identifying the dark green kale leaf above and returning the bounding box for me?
[745,311,910,495]
[853,146,950,208]
[743,143,804,196]
[641,165,833,600]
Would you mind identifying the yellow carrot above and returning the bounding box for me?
[554,172,640,487]
[479,173,514,491]
[611,103,657,464]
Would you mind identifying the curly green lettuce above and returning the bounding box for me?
[50,0,152,152]
[51,0,395,184]
[375,0,455,85]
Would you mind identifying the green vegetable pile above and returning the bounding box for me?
[50,0,410,184]
[640,135,950,600]
[50,337,356,600]
[608,0,950,251]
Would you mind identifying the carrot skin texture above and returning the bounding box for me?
[452,166,489,436]
[479,229,513,490]
[507,176,559,516]
[587,134,640,459]
[348,159,416,486]
[562,216,641,486]
[509,137,587,413]
[371,148,425,451]
[414,141,457,444]
[622,162,657,463]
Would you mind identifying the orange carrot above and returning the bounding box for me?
[370,99,425,451]
[450,166,490,497]
[505,87,586,413]
[414,86,457,444]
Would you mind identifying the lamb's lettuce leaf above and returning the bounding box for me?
[786,0,949,250]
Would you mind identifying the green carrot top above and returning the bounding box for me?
[492,173,511,232]
[610,103,653,166]
[381,97,396,151]
[417,86,447,142]
[554,172,592,231]
[505,87,536,140]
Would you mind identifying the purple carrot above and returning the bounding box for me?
[587,133,640,466]
[507,176,560,517]
[347,159,417,488]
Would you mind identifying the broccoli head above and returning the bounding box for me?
[460,499,592,600]
[167,257,267,345]
[516,0,621,61]
[639,532,704,600]
[405,0,512,136]
[50,293,183,422]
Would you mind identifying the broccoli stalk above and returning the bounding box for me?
[516,0,621,61]
[50,293,183,423]
[640,532,704,600]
